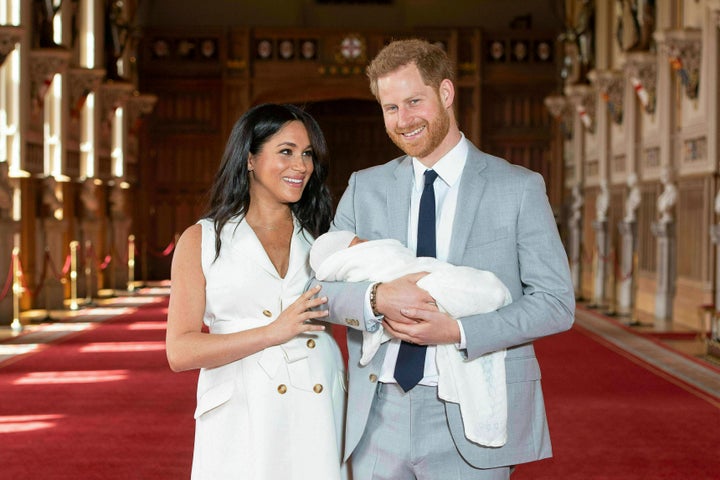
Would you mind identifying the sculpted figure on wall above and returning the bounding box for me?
[596,179,609,222]
[624,173,641,223]
[109,182,126,219]
[42,176,63,221]
[657,167,677,224]
[80,178,100,220]
[33,0,60,48]
[570,183,584,227]
[615,0,656,52]
[559,0,595,84]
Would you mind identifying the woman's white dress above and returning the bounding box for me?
[191,218,347,479]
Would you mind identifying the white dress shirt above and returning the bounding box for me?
[376,134,468,386]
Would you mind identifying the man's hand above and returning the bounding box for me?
[375,272,434,324]
[383,305,461,345]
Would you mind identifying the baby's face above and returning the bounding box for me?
[349,236,366,247]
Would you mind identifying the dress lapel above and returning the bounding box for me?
[284,220,312,283]
[234,219,283,279]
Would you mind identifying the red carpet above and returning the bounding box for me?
[515,326,720,480]
[1,301,718,479]
[0,299,196,479]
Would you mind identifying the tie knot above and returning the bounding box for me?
[424,169,438,186]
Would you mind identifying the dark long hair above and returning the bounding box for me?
[204,103,333,259]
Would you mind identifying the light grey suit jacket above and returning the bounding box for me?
[314,142,575,468]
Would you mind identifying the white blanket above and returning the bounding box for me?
[312,237,512,447]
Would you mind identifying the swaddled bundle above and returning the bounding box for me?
[310,231,512,447]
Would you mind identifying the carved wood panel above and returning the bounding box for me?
[638,185,659,273]
[481,85,555,199]
[677,177,711,282]
[306,99,401,205]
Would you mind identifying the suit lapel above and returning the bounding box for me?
[387,157,413,243]
[448,148,488,265]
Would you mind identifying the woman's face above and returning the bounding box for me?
[247,120,315,206]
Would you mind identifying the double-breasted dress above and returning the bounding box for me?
[191,218,347,480]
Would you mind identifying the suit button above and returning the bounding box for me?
[306,339,316,349]
[277,384,287,394]
[263,310,272,317]
[369,374,378,383]
[313,384,323,394]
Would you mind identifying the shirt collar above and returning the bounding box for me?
[411,133,468,190]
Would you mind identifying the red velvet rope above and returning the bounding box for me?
[138,239,176,258]
[0,253,15,302]
[46,251,72,281]
[85,243,112,271]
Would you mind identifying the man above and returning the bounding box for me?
[312,39,575,479]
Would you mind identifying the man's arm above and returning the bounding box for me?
[460,172,575,360]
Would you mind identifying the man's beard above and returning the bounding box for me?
[387,105,450,159]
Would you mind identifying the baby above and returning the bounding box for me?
[310,230,513,447]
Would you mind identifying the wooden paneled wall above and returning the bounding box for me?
[137,27,561,279]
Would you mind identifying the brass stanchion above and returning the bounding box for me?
[127,234,135,292]
[141,237,148,287]
[84,240,93,305]
[10,248,22,333]
[69,241,79,310]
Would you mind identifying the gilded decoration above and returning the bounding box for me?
[544,94,573,140]
[68,68,106,119]
[591,70,624,125]
[29,48,71,112]
[565,84,596,133]
[660,29,702,100]
[624,52,657,114]
[0,25,22,66]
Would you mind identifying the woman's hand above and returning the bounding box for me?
[266,285,328,345]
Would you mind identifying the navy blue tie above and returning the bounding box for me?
[394,169,438,392]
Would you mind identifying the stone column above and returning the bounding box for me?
[711,224,720,341]
[79,220,101,302]
[591,219,609,308]
[109,217,132,292]
[651,221,676,322]
[0,219,19,325]
[569,213,583,299]
[617,221,637,319]
[568,184,584,299]
[38,218,69,311]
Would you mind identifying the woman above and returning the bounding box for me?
[166,103,346,479]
